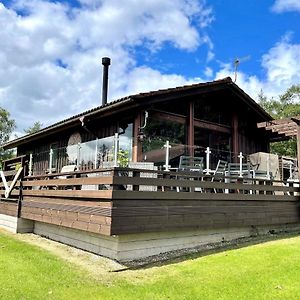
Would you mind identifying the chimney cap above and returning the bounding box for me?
[102,57,111,66]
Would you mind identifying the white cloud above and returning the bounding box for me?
[116,66,200,97]
[272,0,300,13]
[204,67,213,78]
[0,0,214,133]
[215,36,300,101]
[262,37,300,89]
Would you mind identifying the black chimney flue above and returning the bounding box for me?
[102,57,111,106]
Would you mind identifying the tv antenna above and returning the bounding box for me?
[233,55,251,82]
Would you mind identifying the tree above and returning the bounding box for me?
[258,85,300,157]
[24,121,43,135]
[0,107,16,169]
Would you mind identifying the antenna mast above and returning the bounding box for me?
[233,55,250,83]
[233,58,240,83]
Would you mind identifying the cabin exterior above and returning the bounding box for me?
[1,77,300,263]
[5,77,272,174]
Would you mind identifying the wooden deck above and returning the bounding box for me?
[1,168,299,236]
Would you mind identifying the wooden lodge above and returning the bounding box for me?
[1,77,300,262]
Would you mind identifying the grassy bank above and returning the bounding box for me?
[0,230,300,299]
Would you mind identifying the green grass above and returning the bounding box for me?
[1,231,300,300]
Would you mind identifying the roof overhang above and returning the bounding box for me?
[2,97,135,149]
[2,77,272,150]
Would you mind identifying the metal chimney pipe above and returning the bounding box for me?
[102,57,111,106]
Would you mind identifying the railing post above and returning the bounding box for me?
[29,153,33,176]
[77,143,81,170]
[287,161,293,179]
[205,147,211,175]
[238,152,244,178]
[49,149,53,174]
[94,138,98,169]
[267,154,270,180]
[113,133,119,167]
[132,170,140,191]
[163,140,171,171]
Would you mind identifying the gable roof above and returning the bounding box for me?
[2,77,272,149]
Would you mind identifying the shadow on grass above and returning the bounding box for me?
[112,230,300,272]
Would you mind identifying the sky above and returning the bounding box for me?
[0,0,299,135]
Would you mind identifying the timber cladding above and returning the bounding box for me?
[110,197,300,235]
[20,199,113,235]
[0,200,18,217]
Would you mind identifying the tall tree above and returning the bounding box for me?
[258,85,300,157]
[24,121,43,135]
[0,107,16,168]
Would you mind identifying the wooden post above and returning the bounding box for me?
[291,118,300,182]
[297,125,300,181]
[187,101,194,156]
[232,112,239,162]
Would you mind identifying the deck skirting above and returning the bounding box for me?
[0,214,33,233]
[25,221,300,262]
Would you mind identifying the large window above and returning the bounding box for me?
[142,114,186,165]
[194,127,231,167]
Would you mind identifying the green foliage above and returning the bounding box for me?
[118,149,129,167]
[24,121,43,135]
[258,85,300,157]
[0,107,16,169]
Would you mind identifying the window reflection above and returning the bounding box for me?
[65,124,133,169]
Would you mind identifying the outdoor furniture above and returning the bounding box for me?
[178,156,204,172]
[211,160,228,193]
[286,178,300,196]
[251,169,274,195]
[226,162,252,194]
[57,164,77,190]
[227,162,251,178]
[176,156,204,192]
[128,162,157,191]
[252,170,273,180]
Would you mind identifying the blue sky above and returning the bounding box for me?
[0,0,299,134]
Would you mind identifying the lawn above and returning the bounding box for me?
[1,230,300,300]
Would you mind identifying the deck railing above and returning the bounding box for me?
[1,167,298,202]
[1,167,299,236]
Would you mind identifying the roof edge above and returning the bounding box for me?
[2,77,271,149]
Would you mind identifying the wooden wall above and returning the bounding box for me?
[20,198,112,236]
[111,198,300,235]
[0,201,18,217]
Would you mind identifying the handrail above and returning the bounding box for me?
[1,167,298,202]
